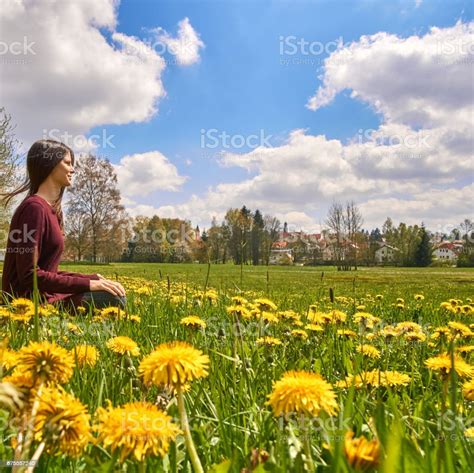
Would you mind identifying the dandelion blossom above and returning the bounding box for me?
[106,336,140,357]
[139,341,209,388]
[344,431,380,470]
[15,341,74,384]
[34,386,91,457]
[425,354,474,379]
[95,401,181,462]
[462,379,474,401]
[180,316,207,329]
[73,345,99,368]
[356,345,381,359]
[256,337,282,346]
[267,371,338,417]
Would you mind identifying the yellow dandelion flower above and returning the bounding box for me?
[344,431,380,471]
[100,306,124,320]
[267,371,338,417]
[34,386,91,457]
[396,322,422,334]
[431,326,450,339]
[278,310,300,322]
[15,341,74,384]
[254,298,277,311]
[425,353,474,378]
[337,329,357,338]
[405,332,426,342]
[307,311,326,324]
[457,345,474,355]
[3,370,37,396]
[462,379,474,401]
[226,305,252,319]
[396,298,404,304]
[356,344,381,359]
[448,321,473,338]
[73,345,99,368]
[256,336,283,346]
[461,305,472,315]
[10,298,34,314]
[379,327,398,339]
[10,311,33,323]
[129,315,141,323]
[290,329,308,340]
[328,310,347,324]
[67,323,83,335]
[414,294,425,301]
[139,341,209,388]
[338,370,411,389]
[180,316,207,329]
[106,337,140,357]
[464,427,474,438]
[375,295,383,300]
[305,324,324,332]
[95,401,181,462]
[231,296,248,305]
[1,347,18,370]
[257,311,280,324]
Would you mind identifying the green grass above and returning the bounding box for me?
[1,264,473,472]
[58,262,474,302]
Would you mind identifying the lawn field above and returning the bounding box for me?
[0,264,473,472]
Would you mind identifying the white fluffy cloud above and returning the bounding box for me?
[306,21,473,131]
[126,21,472,231]
[115,151,187,196]
[0,0,168,147]
[154,17,205,66]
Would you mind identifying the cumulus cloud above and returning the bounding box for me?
[154,17,205,66]
[306,21,473,131]
[0,0,166,148]
[115,151,187,196]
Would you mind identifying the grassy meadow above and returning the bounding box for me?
[0,263,473,472]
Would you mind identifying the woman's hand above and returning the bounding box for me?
[90,278,126,297]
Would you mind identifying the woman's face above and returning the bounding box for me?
[50,151,74,187]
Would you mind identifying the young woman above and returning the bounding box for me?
[1,139,126,311]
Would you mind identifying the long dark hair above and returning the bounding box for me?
[0,139,74,230]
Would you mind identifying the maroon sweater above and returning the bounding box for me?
[1,195,99,303]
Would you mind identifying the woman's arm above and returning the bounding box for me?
[57,270,100,280]
[13,203,92,294]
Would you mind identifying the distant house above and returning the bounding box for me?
[433,241,461,262]
[375,244,398,263]
[269,242,293,265]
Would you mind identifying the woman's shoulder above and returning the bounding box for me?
[13,195,49,219]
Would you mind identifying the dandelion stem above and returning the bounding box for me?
[25,441,45,473]
[302,417,315,473]
[176,385,204,473]
[21,381,44,462]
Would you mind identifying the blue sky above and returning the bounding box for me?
[1,0,472,230]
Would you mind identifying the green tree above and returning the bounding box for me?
[0,108,21,239]
[414,225,432,267]
[251,209,264,265]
